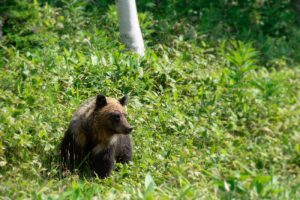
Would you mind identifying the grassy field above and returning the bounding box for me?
[0,0,300,199]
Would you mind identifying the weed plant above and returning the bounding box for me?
[0,0,299,199]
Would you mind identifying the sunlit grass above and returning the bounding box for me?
[0,1,299,199]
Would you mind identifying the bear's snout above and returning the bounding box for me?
[125,126,133,134]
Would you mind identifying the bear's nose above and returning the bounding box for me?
[126,127,133,134]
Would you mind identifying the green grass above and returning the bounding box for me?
[0,0,299,199]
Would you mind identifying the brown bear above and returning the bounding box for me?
[60,94,133,178]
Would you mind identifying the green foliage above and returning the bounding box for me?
[142,173,156,200]
[0,0,299,199]
[138,0,300,66]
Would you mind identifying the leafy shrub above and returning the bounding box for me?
[0,0,299,199]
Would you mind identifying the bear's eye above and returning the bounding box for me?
[112,113,120,122]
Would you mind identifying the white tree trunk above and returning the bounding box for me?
[116,0,145,56]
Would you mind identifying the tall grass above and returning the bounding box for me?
[0,0,299,199]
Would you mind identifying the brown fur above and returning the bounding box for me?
[60,94,132,178]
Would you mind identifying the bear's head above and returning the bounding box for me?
[94,94,132,134]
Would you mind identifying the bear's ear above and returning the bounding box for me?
[119,95,128,106]
[96,94,107,108]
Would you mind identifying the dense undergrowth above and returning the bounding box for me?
[0,0,299,199]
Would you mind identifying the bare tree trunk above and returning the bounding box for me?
[0,19,3,38]
[116,0,145,57]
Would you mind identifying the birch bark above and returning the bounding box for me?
[116,0,145,56]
